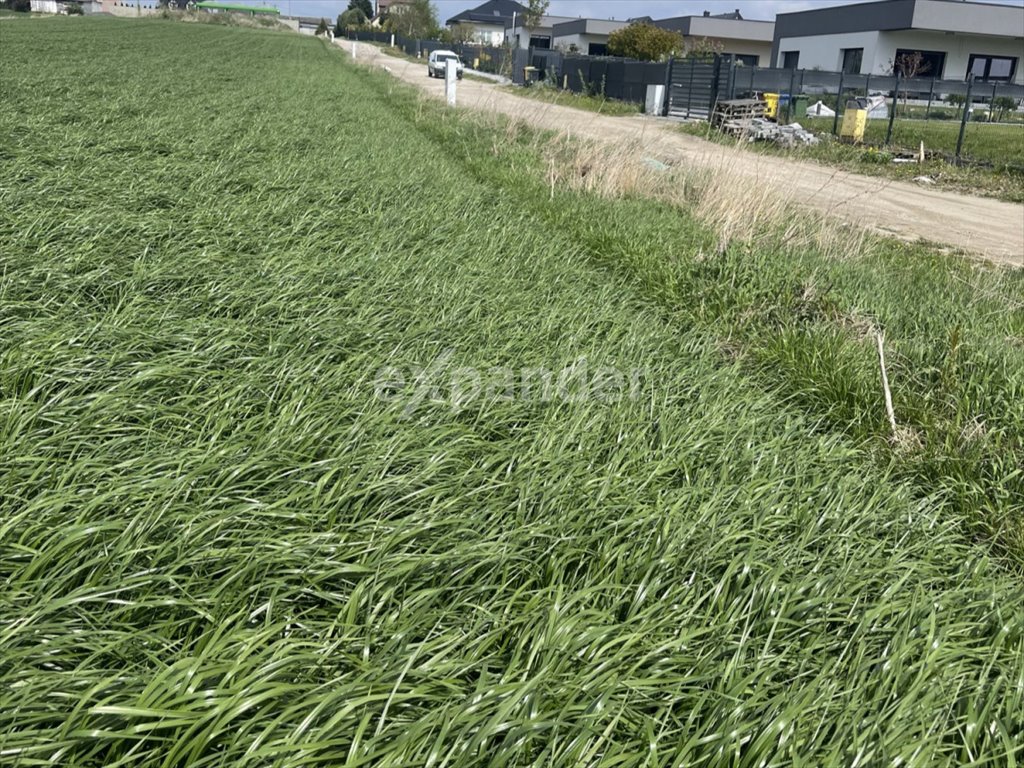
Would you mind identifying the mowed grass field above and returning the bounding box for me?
[2,16,1024,767]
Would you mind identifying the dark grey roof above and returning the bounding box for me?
[446,0,527,27]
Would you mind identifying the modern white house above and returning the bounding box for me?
[771,0,1024,83]
[506,14,577,49]
[445,0,526,46]
[653,10,775,66]
[550,18,628,56]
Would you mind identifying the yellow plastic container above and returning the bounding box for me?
[841,106,867,143]
[763,92,779,119]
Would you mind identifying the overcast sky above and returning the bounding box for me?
[274,0,1024,23]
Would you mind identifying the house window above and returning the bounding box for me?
[782,51,799,69]
[588,43,608,56]
[529,35,551,49]
[841,48,863,74]
[893,48,945,79]
[967,54,1017,83]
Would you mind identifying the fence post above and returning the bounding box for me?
[786,67,794,124]
[956,75,974,162]
[990,83,997,122]
[925,78,935,121]
[686,59,695,119]
[885,71,900,145]
[661,56,673,117]
[832,69,845,135]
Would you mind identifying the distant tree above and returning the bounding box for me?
[447,21,476,44]
[315,17,330,35]
[522,0,547,34]
[64,1,84,13]
[384,0,438,39]
[336,7,366,32]
[3,0,30,9]
[946,92,968,118]
[890,51,932,109]
[683,36,723,59]
[607,22,681,62]
[347,0,372,18]
[991,96,1016,122]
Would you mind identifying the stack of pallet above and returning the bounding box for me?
[712,99,767,133]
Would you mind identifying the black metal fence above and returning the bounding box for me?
[524,49,666,103]
[717,61,1024,164]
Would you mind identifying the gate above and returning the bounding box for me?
[666,56,733,120]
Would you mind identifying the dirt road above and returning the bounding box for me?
[335,40,1023,266]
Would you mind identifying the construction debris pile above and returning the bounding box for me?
[731,118,821,146]
[712,99,821,147]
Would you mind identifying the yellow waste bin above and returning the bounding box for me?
[763,92,779,120]
[840,102,867,143]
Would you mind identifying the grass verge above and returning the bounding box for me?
[503,82,643,116]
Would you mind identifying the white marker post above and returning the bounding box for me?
[445,58,457,107]
[352,42,358,61]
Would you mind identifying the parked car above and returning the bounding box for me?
[427,50,464,80]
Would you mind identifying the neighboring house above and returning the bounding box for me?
[31,0,102,12]
[445,0,527,46]
[551,18,629,56]
[654,10,775,66]
[506,14,577,49]
[371,0,413,27]
[771,0,1024,84]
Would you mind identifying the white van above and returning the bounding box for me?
[427,50,464,80]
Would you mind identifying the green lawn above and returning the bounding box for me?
[801,116,1024,167]
[2,16,1024,767]
[683,119,1024,201]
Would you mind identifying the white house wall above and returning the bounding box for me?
[776,28,1023,84]
[874,29,1024,83]
[552,32,608,54]
[704,37,772,66]
[775,31,882,71]
[462,22,505,45]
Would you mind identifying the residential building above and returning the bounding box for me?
[771,0,1024,84]
[654,10,775,66]
[371,0,413,26]
[445,0,527,46]
[506,14,577,49]
[31,0,102,12]
[550,18,629,56]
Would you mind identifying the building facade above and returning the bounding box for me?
[654,11,774,66]
[506,14,577,49]
[550,18,628,56]
[772,0,1024,83]
[445,0,526,46]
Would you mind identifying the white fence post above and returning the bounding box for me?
[445,58,457,107]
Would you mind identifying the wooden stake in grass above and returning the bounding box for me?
[876,329,898,437]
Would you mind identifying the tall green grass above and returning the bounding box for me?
[2,17,1023,767]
